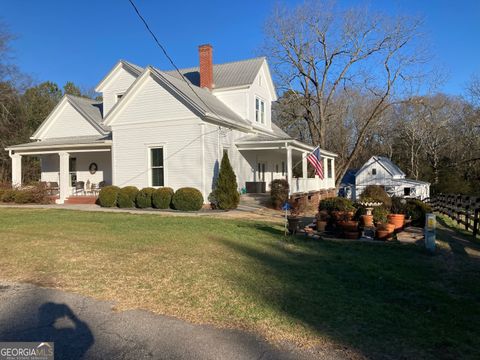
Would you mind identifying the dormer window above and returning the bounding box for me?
[255,97,265,124]
[116,93,124,102]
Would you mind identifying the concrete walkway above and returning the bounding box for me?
[0,282,346,360]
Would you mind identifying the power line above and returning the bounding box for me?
[127,0,229,128]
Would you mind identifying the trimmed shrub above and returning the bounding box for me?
[270,179,289,209]
[1,189,16,203]
[152,187,174,209]
[117,186,139,208]
[13,184,49,204]
[406,199,432,227]
[359,185,392,209]
[172,187,203,211]
[213,153,240,210]
[98,186,120,207]
[319,197,355,213]
[136,187,155,208]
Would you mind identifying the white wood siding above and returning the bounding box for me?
[111,76,196,126]
[212,88,249,119]
[39,102,100,139]
[102,68,137,115]
[248,65,273,129]
[112,120,202,191]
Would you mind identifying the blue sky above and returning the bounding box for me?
[2,0,479,95]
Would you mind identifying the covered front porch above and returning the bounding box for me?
[236,139,337,195]
[6,136,112,204]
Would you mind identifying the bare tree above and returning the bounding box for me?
[264,0,429,186]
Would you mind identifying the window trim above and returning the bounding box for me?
[147,145,167,188]
[255,96,266,124]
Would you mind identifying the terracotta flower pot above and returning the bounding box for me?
[376,222,395,240]
[387,214,405,231]
[376,229,391,240]
[339,220,359,232]
[316,220,327,232]
[361,214,374,227]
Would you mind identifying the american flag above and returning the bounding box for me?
[307,147,324,179]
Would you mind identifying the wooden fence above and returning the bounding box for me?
[426,194,480,239]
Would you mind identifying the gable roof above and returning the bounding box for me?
[31,95,109,139]
[104,67,252,130]
[95,60,143,92]
[164,57,266,89]
[356,156,406,178]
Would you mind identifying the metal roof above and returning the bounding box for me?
[150,68,251,129]
[6,135,112,151]
[356,156,406,178]
[162,57,266,89]
[65,95,109,132]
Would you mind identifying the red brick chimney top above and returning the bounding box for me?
[199,44,213,90]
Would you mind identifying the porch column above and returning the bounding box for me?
[58,151,70,204]
[11,153,22,187]
[286,145,292,191]
[302,152,308,179]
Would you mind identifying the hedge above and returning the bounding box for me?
[1,189,16,203]
[152,187,174,209]
[136,187,155,208]
[406,199,432,227]
[172,187,203,211]
[117,186,139,208]
[98,186,120,207]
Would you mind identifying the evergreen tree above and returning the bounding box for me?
[214,153,240,210]
[63,81,82,97]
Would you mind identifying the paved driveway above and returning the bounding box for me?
[0,282,346,360]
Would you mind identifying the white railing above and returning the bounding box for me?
[291,177,336,193]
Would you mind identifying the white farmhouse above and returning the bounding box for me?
[340,156,430,201]
[6,45,337,204]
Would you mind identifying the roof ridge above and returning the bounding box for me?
[163,56,266,72]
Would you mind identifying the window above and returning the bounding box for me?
[255,97,265,124]
[282,161,285,176]
[404,187,411,196]
[327,159,333,178]
[150,148,164,187]
[276,164,279,173]
[116,93,124,102]
[372,168,377,175]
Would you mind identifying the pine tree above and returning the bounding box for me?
[214,153,240,210]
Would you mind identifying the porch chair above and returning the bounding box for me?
[74,181,85,196]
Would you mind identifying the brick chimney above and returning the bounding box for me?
[199,44,213,90]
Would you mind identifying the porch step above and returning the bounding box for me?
[64,196,98,205]
[240,193,270,207]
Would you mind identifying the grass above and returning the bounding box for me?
[0,208,479,359]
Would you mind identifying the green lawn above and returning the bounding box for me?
[0,208,479,359]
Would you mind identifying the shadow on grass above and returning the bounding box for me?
[216,234,480,359]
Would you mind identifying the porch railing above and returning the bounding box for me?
[291,177,336,193]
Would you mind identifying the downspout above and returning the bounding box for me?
[201,123,206,201]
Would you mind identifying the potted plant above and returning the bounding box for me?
[287,202,301,235]
[316,210,329,232]
[373,206,395,240]
[357,197,382,227]
[388,196,407,231]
